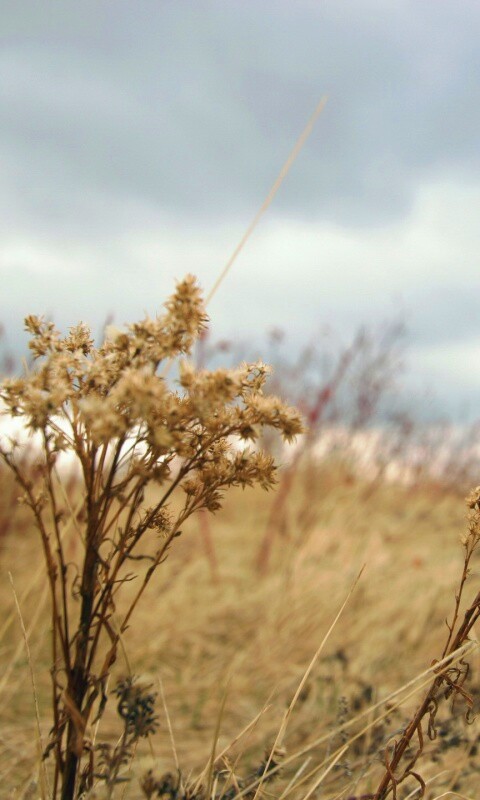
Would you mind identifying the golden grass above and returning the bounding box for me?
[1,460,479,797]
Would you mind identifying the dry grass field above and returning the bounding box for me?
[1,280,479,799]
[1,455,479,799]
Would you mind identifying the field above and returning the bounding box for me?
[1,284,480,800]
[1,452,480,799]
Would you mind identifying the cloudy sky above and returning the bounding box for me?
[1,1,480,420]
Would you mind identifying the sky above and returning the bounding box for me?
[1,1,480,421]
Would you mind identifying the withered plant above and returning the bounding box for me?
[0,275,302,800]
[368,485,480,799]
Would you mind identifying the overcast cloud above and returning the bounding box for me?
[1,1,480,419]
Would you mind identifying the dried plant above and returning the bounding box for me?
[369,484,480,799]
[83,677,160,798]
[0,275,302,800]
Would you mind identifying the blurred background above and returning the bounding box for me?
[1,0,480,421]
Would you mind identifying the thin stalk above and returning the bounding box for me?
[373,590,480,800]
[43,430,71,674]
[61,498,103,799]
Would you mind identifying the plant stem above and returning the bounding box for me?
[62,513,101,799]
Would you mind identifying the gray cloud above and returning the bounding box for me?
[406,286,480,348]
[1,0,480,237]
